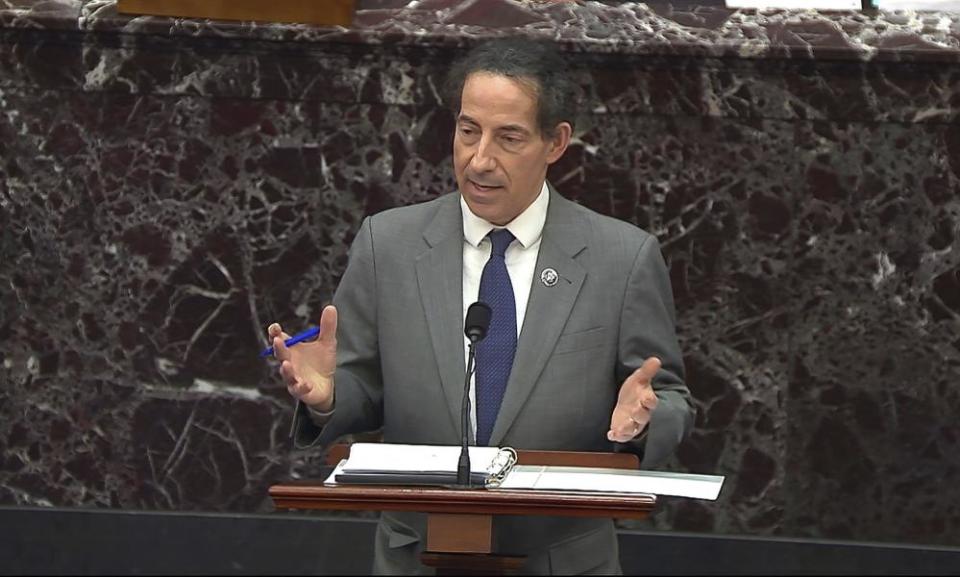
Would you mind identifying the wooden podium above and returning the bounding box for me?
[270,444,655,574]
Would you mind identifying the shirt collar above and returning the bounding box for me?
[460,181,549,249]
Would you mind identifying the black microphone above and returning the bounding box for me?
[458,301,492,487]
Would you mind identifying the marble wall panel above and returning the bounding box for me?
[785,120,960,544]
[582,55,960,123]
[0,0,80,30]
[69,0,960,64]
[6,26,958,124]
[0,30,84,90]
[71,32,453,107]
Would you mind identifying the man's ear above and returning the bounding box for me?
[545,122,572,165]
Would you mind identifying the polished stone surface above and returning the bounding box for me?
[1,0,959,547]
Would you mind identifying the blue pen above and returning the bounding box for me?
[260,326,321,358]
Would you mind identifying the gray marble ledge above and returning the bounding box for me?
[1,0,960,63]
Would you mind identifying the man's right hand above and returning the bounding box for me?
[267,305,338,412]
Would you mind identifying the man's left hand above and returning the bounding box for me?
[607,357,661,442]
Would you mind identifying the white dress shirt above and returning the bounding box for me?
[461,181,549,437]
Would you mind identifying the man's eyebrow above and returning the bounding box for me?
[457,115,532,135]
[497,124,531,136]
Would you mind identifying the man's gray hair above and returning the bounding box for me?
[444,37,578,137]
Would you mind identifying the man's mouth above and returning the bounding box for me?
[470,179,502,191]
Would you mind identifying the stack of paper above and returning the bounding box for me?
[497,465,724,500]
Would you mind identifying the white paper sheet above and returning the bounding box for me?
[497,465,724,500]
[324,459,347,485]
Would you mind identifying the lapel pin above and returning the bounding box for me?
[540,267,559,287]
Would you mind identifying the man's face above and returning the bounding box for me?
[453,72,570,226]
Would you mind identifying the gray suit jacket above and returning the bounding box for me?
[292,188,694,574]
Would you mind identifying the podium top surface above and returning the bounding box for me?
[269,482,655,519]
[271,445,653,519]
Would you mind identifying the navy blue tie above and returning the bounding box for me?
[475,228,517,446]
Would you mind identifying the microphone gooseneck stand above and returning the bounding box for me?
[458,302,492,488]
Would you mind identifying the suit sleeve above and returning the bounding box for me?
[616,233,696,468]
[290,216,385,449]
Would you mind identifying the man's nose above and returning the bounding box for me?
[469,137,497,172]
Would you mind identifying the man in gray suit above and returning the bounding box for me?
[267,38,695,574]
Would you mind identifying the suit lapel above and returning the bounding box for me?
[489,190,587,446]
[415,194,467,434]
